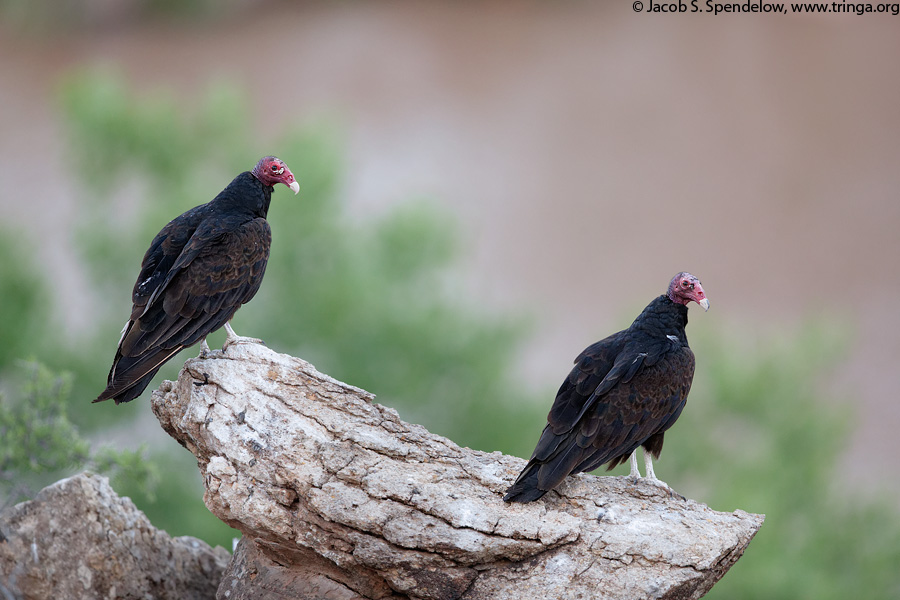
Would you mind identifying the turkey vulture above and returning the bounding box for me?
[94,156,299,405]
[504,272,709,503]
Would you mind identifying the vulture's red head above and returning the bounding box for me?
[251,156,299,194]
[667,272,709,311]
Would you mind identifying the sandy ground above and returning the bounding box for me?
[1,2,898,493]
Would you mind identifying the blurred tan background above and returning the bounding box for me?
[1,1,898,495]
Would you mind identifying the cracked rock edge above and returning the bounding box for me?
[150,342,764,600]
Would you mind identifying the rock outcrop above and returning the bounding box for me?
[151,342,764,600]
[0,472,230,600]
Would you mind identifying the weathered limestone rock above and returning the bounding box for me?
[217,536,367,600]
[151,342,764,600]
[0,472,230,600]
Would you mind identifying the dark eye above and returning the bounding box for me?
[271,165,278,171]
[681,280,689,287]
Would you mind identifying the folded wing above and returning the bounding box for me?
[96,216,271,404]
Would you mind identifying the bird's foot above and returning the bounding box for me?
[627,451,642,484]
[223,334,265,351]
[642,476,685,501]
[222,322,265,352]
[198,339,212,359]
[625,467,642,485]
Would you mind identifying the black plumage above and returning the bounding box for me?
[95,156,298,405]
[504,272,708,503]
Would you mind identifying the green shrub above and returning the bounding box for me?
[0,361,157,509]
[2,71,897,597]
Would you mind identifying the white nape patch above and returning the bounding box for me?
[667,335,679,343]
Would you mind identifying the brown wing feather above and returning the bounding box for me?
[589,348,695,471]
[96,218,271,403]
[505,295,697,503]
[517,344,694,495]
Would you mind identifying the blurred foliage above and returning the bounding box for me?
[0,360,158,510]
[58,70,543,451]
[47,70,545,547]
[0,232,50,367]
[0,0,244,33]
[0,69,897,597]
[654,324,900,600]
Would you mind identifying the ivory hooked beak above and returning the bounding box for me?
[289,181,300,195]
[698,298,710,311]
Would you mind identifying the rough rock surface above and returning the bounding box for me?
[151,342,764,600]
[0,472,230,600]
